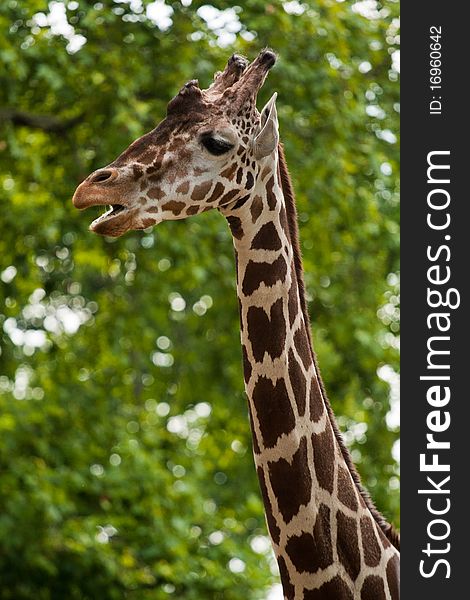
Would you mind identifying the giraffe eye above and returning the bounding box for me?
[200,134,234,156]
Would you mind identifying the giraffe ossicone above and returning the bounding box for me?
[73,49,400,599]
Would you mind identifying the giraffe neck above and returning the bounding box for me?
[223,147,399,599]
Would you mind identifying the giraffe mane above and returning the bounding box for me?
[277,143,400,551]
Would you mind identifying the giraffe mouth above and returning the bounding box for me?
[89,203,132,236]
[91,203,126,222]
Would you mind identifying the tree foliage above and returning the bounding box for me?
[0,1,399,598]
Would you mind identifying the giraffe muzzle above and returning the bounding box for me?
[72,167,138,236]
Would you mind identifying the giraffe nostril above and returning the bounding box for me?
[89,169,117,184]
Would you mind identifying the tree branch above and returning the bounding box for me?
[0,107,83,133]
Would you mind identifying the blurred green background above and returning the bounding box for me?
[0,1,399,598]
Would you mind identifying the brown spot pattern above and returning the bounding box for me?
[248,410,261,454]
[288,349,306,415]
[146,161,161,174]
[288,279,299,326]
[242,255,287,296]
[381,531,391,549]
[186,205,200,216]
[266,176,276,209]
[162,201,185,215]
[247,298,286,362]
[237,295,242,330]
[386,555,400,599]
[360,517,382,567]
[207,181,224,203]
[309,379,324,422]
[132,164,143,180]
[227,216,244,240]
[279,205,289,234]
[286,504,332,573]
[250,195,263,223]
[191,180,212,201]
[261,165,271,180]
[219,189,239,206]
[176,180,189,194]
[232,194,250,210]
[252,376,296,449]
[257,466,280,544]
[294,325,312,370]
[251,222,282,251]
[246,171,254,189]
[337,511,361,581]
[337,465,359,511]
[361,576,386,600]
[148,187,165,200]
[277,556,295,599]
[149,173,163,184]
[139,149,157,164]
[241,345,251,383]
[303,576,354,600]
[268,436,311,523]
[312,424,335,493]
[221,163,237,179]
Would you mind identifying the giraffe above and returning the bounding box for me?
[72,50,400,599]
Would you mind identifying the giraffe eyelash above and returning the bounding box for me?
[200,134,234,156]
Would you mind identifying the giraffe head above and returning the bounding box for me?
[72,50,279,237]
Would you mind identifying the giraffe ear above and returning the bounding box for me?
[253,93,279,159]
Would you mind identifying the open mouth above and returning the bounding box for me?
[89,203,128,230]
[72,176,135,237]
